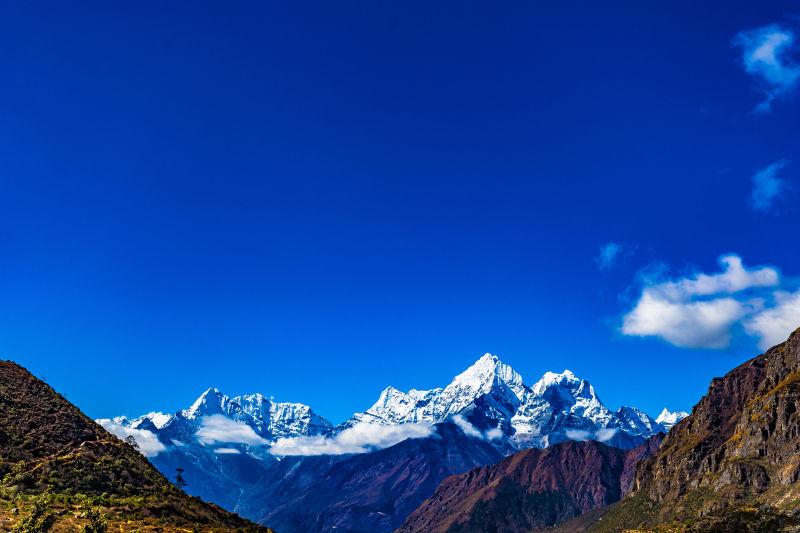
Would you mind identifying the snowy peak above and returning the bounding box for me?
[343,353,527,429]
[531,370,580,396]
[132,386,335,444]
[182,387,237,420]
[448,353,527,401]
[656,408,689,430]
[130,411,173,430]
[362,386,442,424]
[616,406,660,436]
[346,356,666,451]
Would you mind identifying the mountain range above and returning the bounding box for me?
[104,353,685,528]
[6,326,800,532]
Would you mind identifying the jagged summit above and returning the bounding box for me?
[654,407,689,430]
[342,354,667,450]
[531,369,580,394]
[452,353,523,391]
[183,386,233,419]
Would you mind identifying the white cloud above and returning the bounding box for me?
[596,242,626,271]
[564,428,617,442]
[734,23,800,112]
[622,254,800,350]
[451,415,482,438]
[269,422,433,456]
[214,447,242,455]
[451,415,504,441]
[622,291,749,349]
[595,428,619,443]
[751,160,790,212]
[745,290,800,350]
[195,415,268,446]
[97,418,167,457]
[485,428,504,441]
[565,428,618,443]
[565,429,590,441]
[649,255,779,300]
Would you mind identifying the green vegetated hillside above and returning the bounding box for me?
[0,360,272,532]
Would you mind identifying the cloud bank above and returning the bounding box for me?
[195,414,269,446]
[97,418,167,457]
[734,23,800,112]
[622,254,800,350]
[751,160,790,212]
[269,421,433,456]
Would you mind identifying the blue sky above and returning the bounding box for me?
[1,1,799,423]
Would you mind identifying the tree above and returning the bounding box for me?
[12,495,57,533]
[81,508,107,533]
[124,436,139,451]
[175,467,187,489]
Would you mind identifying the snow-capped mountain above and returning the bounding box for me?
[104,352,684,517]
[655,407,690,430]
[345,354,524,431]
[107,387,333,509]
[344,353,676,449]
[122,386,333,441]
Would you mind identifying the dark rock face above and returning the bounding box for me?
[591,327,800,531]
[620,431,663,495]
[237,422,505,533]
[398,436,662,533]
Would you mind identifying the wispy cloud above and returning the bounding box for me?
[620,254,798,349]
[97,418,167,457]
[565,429,590,441]
[751,160,790,212]
[195,414,268,446]
[595,428,619,442]
[595,242,628,271]
[451,415,503,441]
[564,428,618,443]
[214,447,242,454]
[733,23,800,112]
[269,422,433,456]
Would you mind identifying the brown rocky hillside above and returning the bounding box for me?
[397,435,662,533]
[0,360,272,532]
[586,327,800,532]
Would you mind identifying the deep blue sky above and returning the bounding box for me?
[1,1,798,423]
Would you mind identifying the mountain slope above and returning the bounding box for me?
[0,360,270,532]
[587,327,800,532]
[398,435,662,533]
[237,422,505,533]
